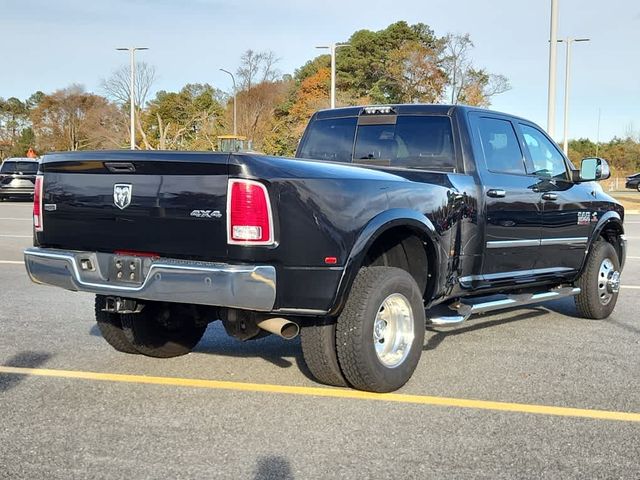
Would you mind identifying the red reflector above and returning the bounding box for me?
[228,179,273,245]
[33,175,43,232]
[324,256,338,265]
[114,250,159,258]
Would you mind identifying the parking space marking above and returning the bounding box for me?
[0,234,31,238]
[0,260,22,264]
[1,366,639,423]
[621,285,640,290]
[0,217,30,221]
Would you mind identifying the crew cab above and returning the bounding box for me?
[24,105,626,392]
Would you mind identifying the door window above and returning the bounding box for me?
[520,124,568,179]
[475,117,526,175]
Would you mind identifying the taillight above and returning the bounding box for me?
[227,179,274,245]
[33,175,43,232]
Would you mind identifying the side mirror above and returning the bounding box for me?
[578,157,610,182]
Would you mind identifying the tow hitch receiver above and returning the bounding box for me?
[103,297,145,314]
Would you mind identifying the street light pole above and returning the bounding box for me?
[547,0,559,138]
[316,43,350,109]
[116,47,148,150]
[559,38,590,155]
[220,68,237,136]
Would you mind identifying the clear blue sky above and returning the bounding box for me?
[1,0,638,142]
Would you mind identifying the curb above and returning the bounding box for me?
[626,210,640,215]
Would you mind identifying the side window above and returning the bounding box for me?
[520,124,568,179]
[475,117,526,175]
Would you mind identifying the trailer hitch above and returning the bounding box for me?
[102,297,145,314]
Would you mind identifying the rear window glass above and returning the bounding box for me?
[354,116,455,170]
[297,117,357,163]
[298,114,456,171]
[0,161,38,173]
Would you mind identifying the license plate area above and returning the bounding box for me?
[108,256,143,284]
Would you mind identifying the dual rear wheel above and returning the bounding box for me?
[94,296,207,358]
[301,267,425,393]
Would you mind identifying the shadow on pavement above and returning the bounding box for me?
[89,321,317,381]
[424,308,548,351]
[194,323,315,381]
[0,351,52,392]
[253,455,294,480]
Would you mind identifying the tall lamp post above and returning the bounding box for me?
[316,43,350,109]
[558,38,590,154]
[220,68,237,136]
[116,47,149,150]
[547,0,559,137]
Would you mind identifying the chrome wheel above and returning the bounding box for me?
[597,258,619,306]
[373,293,415,368]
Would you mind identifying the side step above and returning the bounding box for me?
[427,286,581,326]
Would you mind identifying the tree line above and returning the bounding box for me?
[1,20,637,174]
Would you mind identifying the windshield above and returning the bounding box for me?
[298,114,456,171]
[0,161,38,174]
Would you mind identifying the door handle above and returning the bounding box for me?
[487,189,506,198]
[542,192,558,201]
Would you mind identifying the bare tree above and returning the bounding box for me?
[236,50,280,91]
[101,62,156,107]
[442,34,474,104]
[442,34,511,107]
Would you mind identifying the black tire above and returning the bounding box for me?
[637,184,640,192]
[301,318,349,387]
[94,295,139,354]
[575,240,621,319]
[336,267,426,393]
[121,302,207,358]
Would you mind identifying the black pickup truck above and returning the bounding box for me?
[24,104,626,392]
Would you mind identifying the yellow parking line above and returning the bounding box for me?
[0,366,639,423]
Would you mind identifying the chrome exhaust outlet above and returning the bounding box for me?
[257,317,300,340]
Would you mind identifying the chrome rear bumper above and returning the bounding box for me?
[24,247,276,311]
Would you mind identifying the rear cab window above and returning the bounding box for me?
[297,113,457,172]
[0,161,38,174]
[296,117,357,163]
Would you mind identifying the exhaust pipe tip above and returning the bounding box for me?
[257,317,299,340]
[279,322,300,340]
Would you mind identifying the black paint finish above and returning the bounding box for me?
[35,105,625,315]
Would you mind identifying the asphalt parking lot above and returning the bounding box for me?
[1,201,639,479]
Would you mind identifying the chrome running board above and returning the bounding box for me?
[427,286,581,326]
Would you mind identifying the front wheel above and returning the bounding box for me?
[336,267,425,393]
[575,240,621,319]
[121,302,208,358]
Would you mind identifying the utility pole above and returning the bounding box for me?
[220,69,237,136]
[595,108,601,157]
[116,47,149,150]
[316,43,350,109]
[547,0,559,138]
[559,38,590,155]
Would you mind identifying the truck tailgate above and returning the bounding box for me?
[38,152,230,261]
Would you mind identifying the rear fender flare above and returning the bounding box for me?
[579,211,625,274]
[327,208,442,316]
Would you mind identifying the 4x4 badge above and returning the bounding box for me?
[113,184,132,210]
